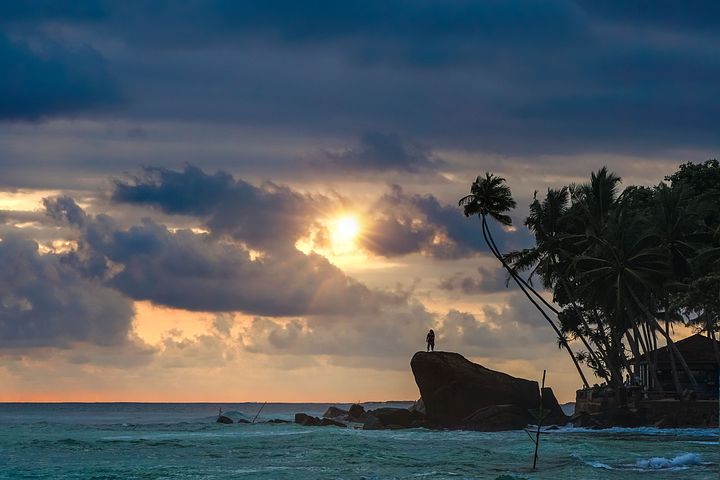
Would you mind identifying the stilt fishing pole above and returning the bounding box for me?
[526,370,548,470]
[252,402,267,424]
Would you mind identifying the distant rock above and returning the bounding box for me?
[266,419,291,424]
[236,419,251,424]
[294,413,346,428]
[323,406,349,419]
[216,415,233,424]
[348,404,365,419]
[541,387,570,425]
[411,351,541,427]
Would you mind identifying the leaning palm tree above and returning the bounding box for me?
[459,173,590,388]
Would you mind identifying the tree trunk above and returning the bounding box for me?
[665,318,682,395]
[481,216,591,388]
[628,289,700,391]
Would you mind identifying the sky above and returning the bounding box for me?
[0,1,718,403]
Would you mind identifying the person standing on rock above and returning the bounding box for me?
[426,329,435,352]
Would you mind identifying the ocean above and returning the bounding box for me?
[0,403,717,479]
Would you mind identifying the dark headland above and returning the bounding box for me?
[279,350,717,431]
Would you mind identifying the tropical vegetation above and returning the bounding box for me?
[460,160,720,395]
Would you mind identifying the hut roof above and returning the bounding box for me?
[634,333,720,365]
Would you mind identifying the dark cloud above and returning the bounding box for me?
[361,185,532,259]
[112,166,321,250]
[439,266,509,295]
[320,132,445,173]
[45,196,407,316]
[0,230,134,348]
[0,32,120,121]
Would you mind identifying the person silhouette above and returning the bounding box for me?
[426,329,435,352]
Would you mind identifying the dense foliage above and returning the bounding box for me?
[461,161,720,393]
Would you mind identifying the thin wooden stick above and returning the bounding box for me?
[252,402,267,424]
[532,370,546,470]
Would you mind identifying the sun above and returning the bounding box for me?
[330,215,361,251]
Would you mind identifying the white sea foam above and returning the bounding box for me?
[633,452,703,470]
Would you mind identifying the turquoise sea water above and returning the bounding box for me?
[0,403,718,479]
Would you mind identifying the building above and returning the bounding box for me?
[634,333,720,398]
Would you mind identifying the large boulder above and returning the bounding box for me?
[368,408,416,428]
[463,404,530,431]
[411,351,541,425]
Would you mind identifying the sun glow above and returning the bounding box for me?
[330,215,361,252]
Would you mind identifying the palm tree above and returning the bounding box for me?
[505,187,620,386]
[459,173,590,388]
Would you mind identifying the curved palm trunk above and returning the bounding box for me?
[709,328,720,368]
[665,317,683,395]
[505,257,606,378]
[554,273,616,385]
[481,216,590,388]
[628,289,700,391]
[631,322,663,392]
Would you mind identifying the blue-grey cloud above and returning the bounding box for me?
[362,185,533,259]
[320,132,445,173]
[439,266,509,295]
[0,230,134,348]
[45,196,408,316]
[0,32,120,120]
[112,165,320,250]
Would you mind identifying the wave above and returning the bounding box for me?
[633,452,705,470]
[586,452,711,471]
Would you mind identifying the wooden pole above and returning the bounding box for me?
[532,370,547,470]
[252,402,267,424]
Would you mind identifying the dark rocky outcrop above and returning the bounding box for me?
[411,351,541,427]
[216,415,233,424]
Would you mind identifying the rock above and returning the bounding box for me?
[237,419,251,424]
[369,408,416,428]
[360,414,384,430]
[294,413,320,426]
[348,404,365,419]
[323,406,349,419]
[411,351,541,425]
[294,413,346,427]
[541,387,569,425]
[320,418,346,428]
[463,404,530,431]
[216,415,233,424]
[266,419,291,424]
